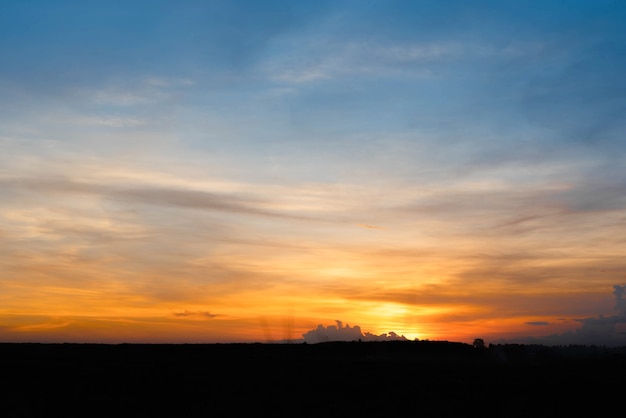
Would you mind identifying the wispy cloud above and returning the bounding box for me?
[0,177,323,221]
[263,40,466,84]
[69,115,146,128]
[89,90,153,107]
[262,38,558,85]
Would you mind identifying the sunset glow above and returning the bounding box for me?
[1,0,626,346]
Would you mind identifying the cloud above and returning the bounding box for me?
[265,40,466,84]
[614,284,626,316]
[71,115,146,128]
[302,320,407,343]
[144,77,195,88]
[89,90,153,106]
[515,285,626,347]
[173,310,219,319]
[525,321,549,326]
[0,177,321,221]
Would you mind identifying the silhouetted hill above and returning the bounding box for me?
[1,341,624,417]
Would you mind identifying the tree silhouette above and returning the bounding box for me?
[473,338,486,350]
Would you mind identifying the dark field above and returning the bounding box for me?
[1,341,624,417]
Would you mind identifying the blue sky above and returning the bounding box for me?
[1,0,626,344]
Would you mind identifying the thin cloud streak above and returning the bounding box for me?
[173,310,220,319]
[0,177,325,221]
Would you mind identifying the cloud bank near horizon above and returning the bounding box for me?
[505,285,626,347]
[302,320,408,344]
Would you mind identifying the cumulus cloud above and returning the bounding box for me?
[614,285,626,316]
[567,285,626,344]
[302,320,407,343]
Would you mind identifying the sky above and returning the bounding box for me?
[1,0,626,346]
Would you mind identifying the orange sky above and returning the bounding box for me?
[1,167,622,344]
[2,1,626,346]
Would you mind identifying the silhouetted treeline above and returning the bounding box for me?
[1,341,624,417]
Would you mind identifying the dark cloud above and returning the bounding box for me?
[525,321,549,326]
[173,310,219,319]
[515,285,626,347]
[302,320,407,344]
[615,284,626,316]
